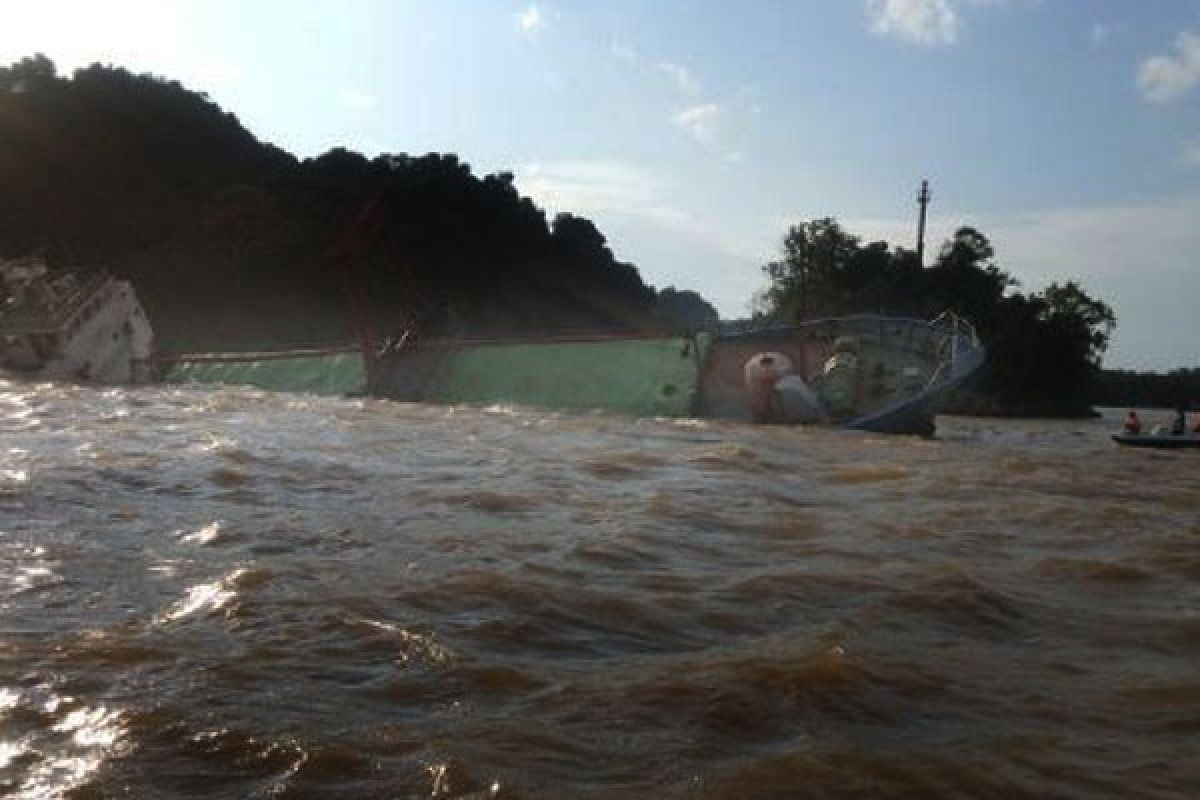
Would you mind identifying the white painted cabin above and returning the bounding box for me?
[0,258,156,383]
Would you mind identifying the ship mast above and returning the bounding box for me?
[916,179,930,267]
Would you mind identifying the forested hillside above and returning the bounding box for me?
[0,56,715,351]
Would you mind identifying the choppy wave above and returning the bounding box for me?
[0,384,1197,798]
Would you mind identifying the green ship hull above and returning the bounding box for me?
[163,314,984,435]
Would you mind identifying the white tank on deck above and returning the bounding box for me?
[743,352,792,422]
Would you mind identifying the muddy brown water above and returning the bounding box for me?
[1,383,1197,798]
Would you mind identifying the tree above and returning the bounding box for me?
[654,287,719,332]
[0,53,57,92]
[756,216,1119,416]
[760,218,860,320]
[1042,281,1115,365]
[925,227,1015,333]
[0,56,711,349]
[1094,368,1200,409]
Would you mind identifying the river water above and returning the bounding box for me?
[1,382,1197,799]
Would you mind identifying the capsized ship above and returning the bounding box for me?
[0,257,156,383]
[165,312,984,435]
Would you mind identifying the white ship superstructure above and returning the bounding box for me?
[0,257,156,383]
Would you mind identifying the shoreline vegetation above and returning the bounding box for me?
[1093,368,1200,412]
[0,55,1182,416]
[751,219,1116,418]
[0,55,718,356]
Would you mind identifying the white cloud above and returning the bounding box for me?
[339,88,378,111]
[517,4,544,34]
[866,0,959,47]
[981,199,1200,369]
[1138,30,1200,104]
[1089,23,1110,47]
[610,40,639,68]
[736,84,765,115]
[672,103,747,165]
[609,45,744,163]
[516,161,687,226]
[656,61,700,95]
[608,42,703,98]
[515,160,767,312]
[0,0,241,91]
[673,103,721,145]
[1183,139,1200,169]
[819,196,1200,370]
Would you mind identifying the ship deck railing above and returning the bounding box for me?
[0,271,112,335]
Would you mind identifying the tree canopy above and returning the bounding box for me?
[1093,368,1200,410]
[756,218,1116,416]
[0,56,716,351]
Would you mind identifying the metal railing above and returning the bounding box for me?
[926,311,984,389]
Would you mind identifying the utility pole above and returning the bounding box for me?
[916,179,930,267]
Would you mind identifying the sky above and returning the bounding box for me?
[2,0,1199,370]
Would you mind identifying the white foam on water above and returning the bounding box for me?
[1,690,126,800]
[181,521,223,545]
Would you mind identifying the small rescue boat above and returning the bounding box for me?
[1111,433,1200,449]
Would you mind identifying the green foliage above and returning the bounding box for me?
[653,287,719,332]
[1093,368,1200,410]
[923,227,1015,332]
[0,56,704,351]
[757,219,1117,416]
[1042,281,1116,363]
[759,218,861,319]
[0,54,58,91]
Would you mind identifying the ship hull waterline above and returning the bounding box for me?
[161,315,985,436]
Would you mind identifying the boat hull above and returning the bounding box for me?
[1112,433,1200,449]
[373,314,985,435]
[0,263,156,384]
[696,315,983,433]
[163,348,366,396]
[375,334,709,418]
[160,314,986,437]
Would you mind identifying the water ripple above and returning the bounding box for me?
[0,388,1196,797]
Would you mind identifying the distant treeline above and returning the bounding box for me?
[754,219,1116,417]
[0,55,717,352]
[1093,368,1200,410]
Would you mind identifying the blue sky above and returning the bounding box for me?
[2,0,1199,369]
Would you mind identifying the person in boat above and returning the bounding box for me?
[1171,408,1187,436]
[1123,410,1141,435]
